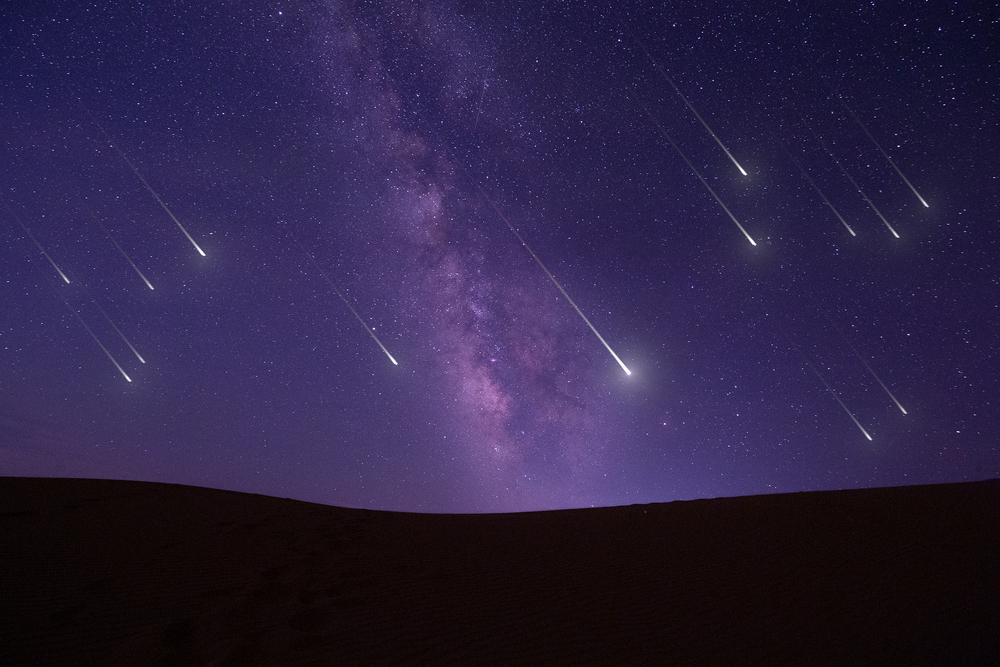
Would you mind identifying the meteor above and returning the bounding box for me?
[6,206,71,284]
[87,114,206,256]
[53,292,132,383]
[635,39,748,176]
[825,317,908,416]
[838,96,930,208]
[291,237,398,366]
[803,119,901,239]
[785,148,856,237]
[477,185,633,376]
[807,362,872,441]
[851,348,907,416]
[93,301,146,365]
[643,107,758,246]
[92,215,155,290]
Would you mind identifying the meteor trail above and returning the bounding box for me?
[86,112,206,256]
[785,147,856,237]
[93,302,146,365]
[92,215,155,290]
[291,237,398,366]
[643,107,758,246]
[6,206,71,284]
[823,315,907,415]
[477,185,633,376]
[803,119,901,239]
[52,292,132,383]
[837,96,930,208]
[850,347,907,416]
[635,39,748,176]
[807,361,872,441]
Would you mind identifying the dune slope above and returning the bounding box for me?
[2,477,998,663]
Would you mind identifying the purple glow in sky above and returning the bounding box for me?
[1,1,997,511]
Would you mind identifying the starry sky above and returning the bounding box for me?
[2,1,997,512]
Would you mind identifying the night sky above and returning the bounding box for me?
[2,2,997,512]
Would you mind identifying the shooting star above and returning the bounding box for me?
[803,118,901,239]
[291,236,398,366]
[53,292,132,383]
[824,315,908,415]
[635,39,748,176]
[643,106,758,246]
[91,215,155,290]
[850,346,907,416]
[808,361,872,441]
[5,206,71,284]
[838,96,929,208]
[93,301,146,365]
[477,185,633,376]
[785,147,856,237]
[86,111,206,256]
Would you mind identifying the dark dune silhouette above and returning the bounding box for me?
[2,477,998,663]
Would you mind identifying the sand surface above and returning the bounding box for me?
[2,477,998,663]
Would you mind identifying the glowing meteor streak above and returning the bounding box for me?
[823,313,908,415]
[635,39,748,176]
[643,107,758,246]
[477,186,633,376]
[826,319,908,416]
[804,120,901,239]
[55,294,132,383]
[113,142,206,256]
[93,302,146,365]
[852,350,907,416]
[92,215,155,290]
[6,206,71,284]
[838,96,929,208]
[785,148,856,237]
[292,237,398,366]
[838,162,900,238]
[808,362,872,441]
[87,114,206,256]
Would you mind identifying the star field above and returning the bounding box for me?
[1,1,997,511]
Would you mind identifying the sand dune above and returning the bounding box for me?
[2,477,998,663]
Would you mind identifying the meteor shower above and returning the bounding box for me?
[2,3,998,662]
[2,0,994,511]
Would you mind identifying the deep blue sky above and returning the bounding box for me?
[2,1,997,511]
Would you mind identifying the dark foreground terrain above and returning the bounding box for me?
[1,477,998,664]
